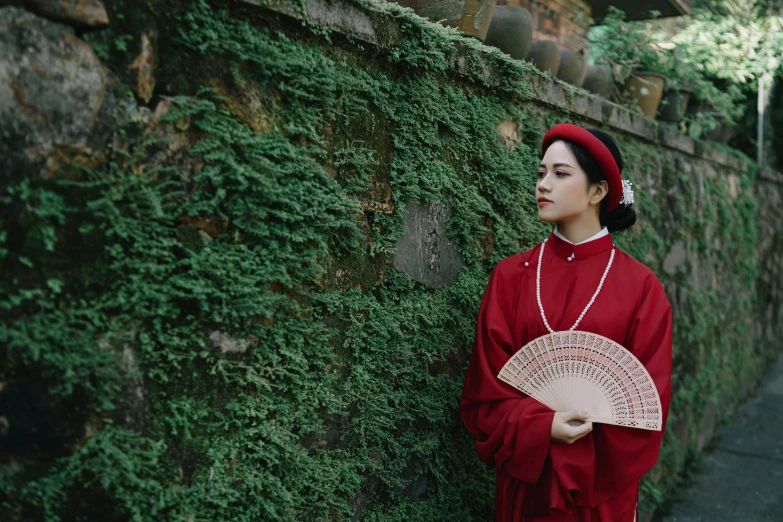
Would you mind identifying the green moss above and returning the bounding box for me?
[0,0,773,520]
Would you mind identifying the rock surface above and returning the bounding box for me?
[128,31,157,103]
[208,330,259,354]
[392,201,464,288]
[0,7,115,183]
[0,0,109,29]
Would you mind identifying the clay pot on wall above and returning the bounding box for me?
[657,87,692,124]
[391,0,495,41]
[484,5,533,60]
[556,48,588,87]
[582,64,613,97]
[526,40,561,74]
[619,71,666,117]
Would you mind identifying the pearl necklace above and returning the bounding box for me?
[535,238,615,333]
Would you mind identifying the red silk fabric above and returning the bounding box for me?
[461,231,672,521]
[541,124,623,212]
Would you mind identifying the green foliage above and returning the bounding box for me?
[693,0,783,16]
[0,0,771,521]
[671,5,783,144]
[680,3,783,88]
[651,44,743,137]
[15,427,179,522]
[589,7,668,80]
[589,6,754,138]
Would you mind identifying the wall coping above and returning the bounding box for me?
[245,0,770,177]
[759,168,783,185]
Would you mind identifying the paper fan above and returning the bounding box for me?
[497,331,662,431]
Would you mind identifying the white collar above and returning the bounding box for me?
[553,226,609,245]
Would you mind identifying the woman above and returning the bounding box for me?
[460,124,672,522]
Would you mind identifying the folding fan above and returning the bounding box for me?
[497,331,662,431]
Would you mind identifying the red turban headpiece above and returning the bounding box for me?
[541,124,623,212]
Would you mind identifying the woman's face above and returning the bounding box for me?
[536,141,606,223]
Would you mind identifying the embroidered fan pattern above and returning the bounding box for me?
[497,331,662,431]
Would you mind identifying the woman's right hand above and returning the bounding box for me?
[550,410,593,444]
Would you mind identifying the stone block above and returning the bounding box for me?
[392,201,464,288]
[702,161,717,180]
[451,40,501,85]
[663,241,687,276]
[602,101,656,141]
[566,89,603,123]
[128,30,157,103]
[759,168,783,184]
[698,142,729,167]
[659,125,694,155]
[727,174,740,199]
[208,330,259,354]
[248,0,401,48]
[0,7,116,184]
[4,0,109,29]
[119,331,149,430]
[530,71,567,107]
[496,120,523,151]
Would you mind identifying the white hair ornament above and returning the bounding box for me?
[620,179,634,206]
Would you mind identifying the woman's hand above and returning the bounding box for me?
[550,410,593,444]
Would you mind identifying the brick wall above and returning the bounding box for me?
[502,0,591,51]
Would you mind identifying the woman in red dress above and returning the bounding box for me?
[460,124,672,522]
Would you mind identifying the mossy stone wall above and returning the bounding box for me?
[2,1,782,521]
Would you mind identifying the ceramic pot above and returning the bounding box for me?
[484,5,533,60]
[391,0,495,41]
[556,48,588,87]
[526,40,561,74]
[620,71,666,117]
[657,87,692,124]
[582,64,613,97]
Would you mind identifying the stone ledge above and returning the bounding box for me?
[250,0,403,47]
[759,168,783,185]
[658,125,695,155]
[247,0,762,175]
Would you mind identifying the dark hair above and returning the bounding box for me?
[559,127,636,233]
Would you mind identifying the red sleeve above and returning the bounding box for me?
[592,272,673,501]
[460,259,556,486]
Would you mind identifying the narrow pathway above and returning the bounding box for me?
[659,352,783,521]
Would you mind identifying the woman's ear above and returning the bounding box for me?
[590,181,609,206]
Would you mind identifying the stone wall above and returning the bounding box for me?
[1,1,782,521]
[755,167,783,353]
